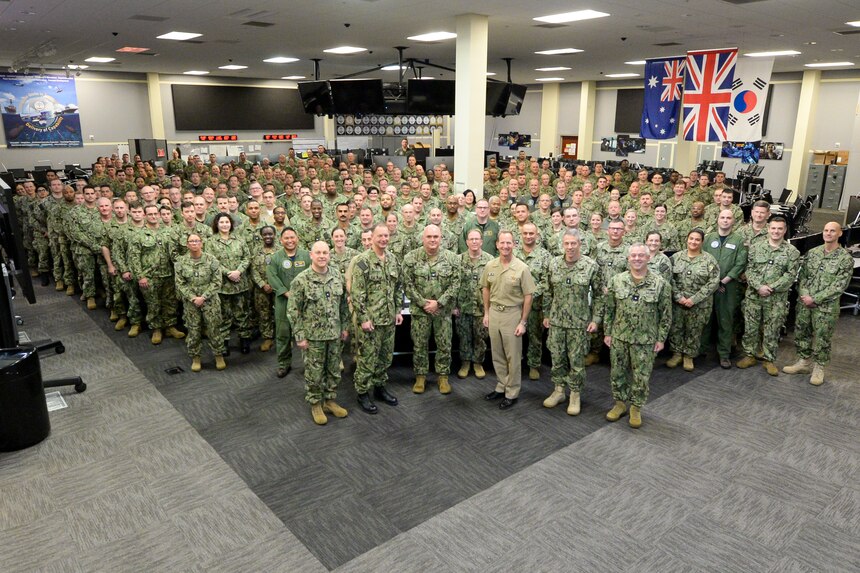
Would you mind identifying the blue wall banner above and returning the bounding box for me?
[1,73,83,148]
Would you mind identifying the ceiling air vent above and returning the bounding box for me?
[129,15,168,22]
[243,21,275,28]
[534,23,568,29]
[654,41,683,47]
[833,29,860,36]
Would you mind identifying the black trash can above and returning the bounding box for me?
[0,347,51,451]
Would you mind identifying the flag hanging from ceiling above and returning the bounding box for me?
[682,48,737,142]
[640,56,686,139]
[727,57,773,142]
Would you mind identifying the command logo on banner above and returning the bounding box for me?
[1,73,83,148]
[682,48,737,142]
[727,57,773,142]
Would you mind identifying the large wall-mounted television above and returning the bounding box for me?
[407,79,456,115]
[486,82,527,117]
[330,79,386,115]
[171,84,313,130]
[298,81,335,116]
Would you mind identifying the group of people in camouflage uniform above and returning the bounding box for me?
[10,149,854,427]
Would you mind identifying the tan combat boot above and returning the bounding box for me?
[666,353,683,368]
[165,326,186,339]
[567,392,581,416]
[584,351,600,366]
[86,297,97,310]
[736,355,757,369]
[413,375,426,394]
[260,338,273,352]
[66,285,75,296]
[151,328,163,345]
[542,386,566,408]
[109,309,119,322]
[606,400,628,422]
[191,357,202,372]
[683,355,694,372]
[311,403,328,425]
[114,316,127,331]
[55,280,65,291]
[438,376,451,394]
[783,358,812,374]
[529,367,541,380]
[473,363,486,379]
[323,400,348,418]
[128,324,140,337]
[215,355,227,370]
[629,406,642,429]
[457,361,471,379]
[763,361,778,376]
[810,364,825,386]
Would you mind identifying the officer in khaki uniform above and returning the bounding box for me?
[481,230,536,409]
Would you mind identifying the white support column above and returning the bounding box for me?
[577,81,596,161]
[539,83,560,158]
[322,116,335,148]
[841,87,860,210]
[454,13,488,194]
[786,70,821,197]
[674,139,698,174]
[146,73,165,139]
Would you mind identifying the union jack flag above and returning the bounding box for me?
[661,59,685,102]
[682,48,737,142]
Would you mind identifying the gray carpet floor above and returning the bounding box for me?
[2,282,859,571]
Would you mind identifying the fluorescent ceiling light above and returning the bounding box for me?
[535,66,571,71]
[323,46,366,54]
[67,65,88,70]
[536,77,565,81]
[804,61,854,68]
[116,47,149,53]
[264,56,299,63]
[419,76,435,80]
[605,73,640,78]
[183,70,209,75]
[625,60,646,65]
[408,31,456,42]
[535,48,583,55]
[744,50,801,57]
[533,10,609,24]
[486,72,497,76]
[380,65,407,71]
[218,65,247,70]
[281,75,306,80]
[157,31,202,41]
[845,20,860,27]
[84,57,115,63]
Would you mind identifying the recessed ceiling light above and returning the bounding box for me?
[486,72,496,76]
[536,66,571,72]
[533,10,610,24]
[323,46,366,54]
[419,76,435,80]
[116,47,149,53]
[625,60,646,65]
[380,65,407,71]
[157,31,202,41]
[605,73,640,78]
[281,75,306,80]
[218,65,247,70]
[744,50,801,57]
[264,56,299,64]
[804,61,854,68]
[183,70,209,75]
[845,20,860,27]
[67,65,88,70]
[408,31,456,42]
[535,48,583,55]
[84,57,115,63]
[536,77,565,81]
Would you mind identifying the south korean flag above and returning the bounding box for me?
[727,58,773,142]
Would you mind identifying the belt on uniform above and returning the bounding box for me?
[493,304,521,312]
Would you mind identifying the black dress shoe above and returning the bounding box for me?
[240,338,251,354]
[373,386,398,406]
[357,393,378,414]
[499,397,518,410]
[484,391,505,401]
[276,367,290,378]
[40,273,50,286]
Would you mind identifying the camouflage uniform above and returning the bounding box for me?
[742,240,801,361]
[514,246,552,370]
[647,252,673,285]
[288,266,350,404]
[249,246,277,340]
[665,195,693,227]
[47,198,77,288]
[174,251,225,357]
[456,250,493,364]
[108,222,144,325]
[543,254,600,392]
[738,223,768,248]
[267,248,312,371]
[604,271,672,406]
[592,241,630,353]
[205,234,253,342]
[350,249,402,393]
[402,247,461,377]
[703,203,743,233]
[669,251,720,357]
[128,226,178,330]
[29,198,51,273]
[65,205,101,298]
[793,245,853,366]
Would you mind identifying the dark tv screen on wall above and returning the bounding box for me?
[614,88,645,134]
[171,84,315,131]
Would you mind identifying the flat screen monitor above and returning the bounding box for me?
[486,82,527,117]
[330,79,385,115]
[298,81,335,116]
[407,79,455,115]
[504,83,527,116]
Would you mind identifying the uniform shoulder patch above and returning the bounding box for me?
[357,260,369,272]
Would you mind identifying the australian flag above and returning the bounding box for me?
[640,57,685,140]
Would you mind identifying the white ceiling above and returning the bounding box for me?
[1,0,859,84]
